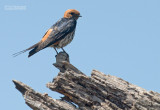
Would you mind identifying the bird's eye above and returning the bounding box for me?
[70,12,74,15]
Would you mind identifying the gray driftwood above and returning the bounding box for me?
[13,52,160,110]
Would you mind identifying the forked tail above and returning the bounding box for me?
[13,42,40,57]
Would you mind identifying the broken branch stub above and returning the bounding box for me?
[13,52,160,110]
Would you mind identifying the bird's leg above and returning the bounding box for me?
[61,47,66,53]
[54,47,58,55]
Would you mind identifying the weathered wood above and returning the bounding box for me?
[47,68,160,110]
[53,52,82,74]
[13,80,79,110]
[13,52,160,110]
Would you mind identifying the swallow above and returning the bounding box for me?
[13,9,81,57]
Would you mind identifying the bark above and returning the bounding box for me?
[13,52,160,110]
[12,80,78,110]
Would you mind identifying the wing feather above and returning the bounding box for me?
[37,18,76,50]
[28,18,76,57]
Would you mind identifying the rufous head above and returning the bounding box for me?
[64,9,81,20]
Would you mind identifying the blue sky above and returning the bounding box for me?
[1,0,160,109]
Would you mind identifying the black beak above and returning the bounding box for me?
[79,15,82,17]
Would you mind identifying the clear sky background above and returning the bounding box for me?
[1,0,160,109]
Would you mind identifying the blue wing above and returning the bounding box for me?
[28,18,77,57]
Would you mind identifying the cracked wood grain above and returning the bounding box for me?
[13,52,160,110]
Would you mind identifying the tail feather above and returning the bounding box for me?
[28,47,40,57]
[13,42,40,57]
[12,49,28,57]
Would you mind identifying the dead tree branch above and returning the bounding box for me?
[13,52,160,110]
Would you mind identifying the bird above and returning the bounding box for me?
[13,9,81,57]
